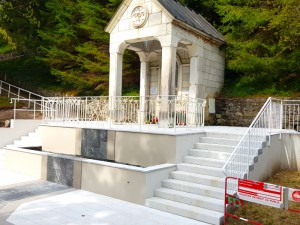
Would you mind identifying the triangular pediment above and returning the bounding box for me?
[105,0,174,34]
[105,0,225,44]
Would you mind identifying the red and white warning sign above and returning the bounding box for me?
[237,179,283,208]
[289,188,300,202]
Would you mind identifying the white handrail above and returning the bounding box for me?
[222,97,300,194]
[0,79,44,108]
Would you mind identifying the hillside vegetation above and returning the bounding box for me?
[0,0,298,97]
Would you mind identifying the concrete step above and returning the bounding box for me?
[199,136,239,146]
[189,149,231,161]
[183,156,226,168]
[170,171,225,188]
[154,188,224,212]
[204,132,243,140]
[13,139,41,147]
[146,197,223,225]
[162,179,224,200]
[21,135,38,141]
[177,163,224,178]
[194,143,235,153]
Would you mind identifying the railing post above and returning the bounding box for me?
[17,88,20,101]
[28,92,31,108]
[13,99,16,119]
[42,97,45,121]
[8,84,10,98]
[62,97,65,122]
[139,96,142,132]
[0,80,2,94]
[268,99,272,146]
[85,97,87,123]
[174,96,177,133]
[33,100,36,119]
[247,130,251,179]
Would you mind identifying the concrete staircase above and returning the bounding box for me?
[146,132,244,225]
[5,129,41,149]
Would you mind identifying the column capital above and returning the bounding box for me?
[157,35,180,48]
[136,51,150,62]
[109,42,128,55]
[187,44,202,57]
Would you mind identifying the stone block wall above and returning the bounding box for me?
[214,97,267,127]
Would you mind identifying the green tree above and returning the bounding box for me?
[217,0,300,95]
[178,0,221,26]
[0,0,42,51]
[37,0,114,95]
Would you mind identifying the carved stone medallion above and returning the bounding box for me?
[131,5,148,28]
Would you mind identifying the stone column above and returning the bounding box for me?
[159,45,177,128]
[109,52,123,124]
[161,46,177,96]
[109,52,123,100]
[188,45,203,99]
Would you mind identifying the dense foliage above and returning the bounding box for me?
[0,0,299,96]
[217,0,300,96]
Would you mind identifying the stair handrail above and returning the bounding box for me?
[222,97,275,192]
[0,79,44,104]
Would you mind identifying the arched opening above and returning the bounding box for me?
[122,49,140,96]
[175,42,190,97]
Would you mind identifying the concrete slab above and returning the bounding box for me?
[7,190,204,225]
[0,169,204,225]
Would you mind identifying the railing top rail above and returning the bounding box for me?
[0,79,44,99]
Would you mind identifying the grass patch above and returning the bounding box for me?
[0,96,13,109]
[0,96,25,109]
[227,170,300,225]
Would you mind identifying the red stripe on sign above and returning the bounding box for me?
[238,188,282,200]
[238,179,282,201]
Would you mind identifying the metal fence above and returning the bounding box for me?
[12,96,206,131]
[281,100,300,132]
[223,98,300,195]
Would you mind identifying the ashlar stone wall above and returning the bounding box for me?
[214,97,267,127]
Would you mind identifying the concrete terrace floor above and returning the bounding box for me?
[0,169,207,225]
[0,126,252,225]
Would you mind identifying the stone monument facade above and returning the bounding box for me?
[105,0,226,99]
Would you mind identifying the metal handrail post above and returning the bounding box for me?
[139,96,142,132]
[174,96,177,133]
[28,92,31,108]
[0,80,2,94]
[268,100,272,146]
[62,97,65,122]
[247,130,251,179]
[280,100,283,139]
[33,101,36,119]
[8,84,10,98]
[13,99,16,119]
[85,97,87,124]
[17,88,20,101]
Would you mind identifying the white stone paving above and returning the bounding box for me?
[0,168,37,187]
[7,190,208,225]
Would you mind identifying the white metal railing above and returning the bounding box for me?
[281,100,300,132]
[0,80,43,108]
[223,97,300,194]
[27,95,206,131]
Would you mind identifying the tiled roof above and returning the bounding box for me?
[158,0,226,43]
